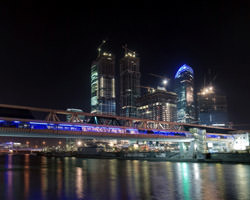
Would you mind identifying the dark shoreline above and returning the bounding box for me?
[2,151,250,164]
[35,151,250,164]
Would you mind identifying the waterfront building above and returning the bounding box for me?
[174,64,196,123]
[120,48,141,117]
[91,51,116,115]
[137,87,177,122]
[197,86,228,127]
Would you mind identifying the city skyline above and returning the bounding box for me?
[0,2,250,199]
[0,1,250,126]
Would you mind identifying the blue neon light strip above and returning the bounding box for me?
[206,134,231,139]
[29,122,49,125]
[0,119,189,137]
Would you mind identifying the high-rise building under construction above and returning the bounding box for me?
[120,47,140,117]
[137,87,177,122]
[91,41,116,115]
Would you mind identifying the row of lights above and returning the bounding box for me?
[201,86,213,95]
[125,52,136,57]
[103,52,112,57]
[25,140,83,146]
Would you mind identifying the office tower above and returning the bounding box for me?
[120,47,140,117]
[91,50,116,115]
[175,64,195,123]
[137,88,177,122]
[197,86,228,127]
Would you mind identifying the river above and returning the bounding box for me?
[0,154,249,200]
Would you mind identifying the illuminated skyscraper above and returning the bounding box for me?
[197,86,228,127]
[174,64,195,123]
[120,48,140,117]
[91,52,116,115]
[137,88,177,122]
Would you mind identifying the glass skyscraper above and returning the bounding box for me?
[91,52,116,115]
[120,50,140,117]
[174,64,195,123]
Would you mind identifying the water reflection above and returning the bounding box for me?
[215,163,226,199]
[5,155,13,200]
[41,156,48,199]
[76,167,83,199]
[0,155,250,200]
[235,164,250,200]
[56,158,63,198]
[24,154,30,199]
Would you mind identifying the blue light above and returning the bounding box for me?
[58,124,74,127]
[175,64,194,79]
[29,122,48,125]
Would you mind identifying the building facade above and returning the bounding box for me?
[174,64,196,123]
[137,88,177,122]
[197,86,228,127]
[120,50,141,117]
[91,52,116,115]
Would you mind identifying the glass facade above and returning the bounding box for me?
[175,64,195,123]
[120,51,140,117]
[91,53,116,115]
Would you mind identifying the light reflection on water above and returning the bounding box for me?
[0,154,250,200]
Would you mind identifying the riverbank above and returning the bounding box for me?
[36,151,250,164]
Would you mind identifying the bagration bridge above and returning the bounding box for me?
[0,104,235,144]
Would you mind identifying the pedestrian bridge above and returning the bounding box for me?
[0,104,234,142]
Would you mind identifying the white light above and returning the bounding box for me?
[77,141,82,146]
[207,142,213,148]
[109,142,114,147]
[162,79,168,85]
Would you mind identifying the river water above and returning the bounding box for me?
[0,154,250,200]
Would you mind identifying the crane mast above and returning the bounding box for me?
[97,40,106,57]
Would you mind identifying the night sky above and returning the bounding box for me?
[0,1,250,125]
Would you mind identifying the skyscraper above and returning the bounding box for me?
[197,86,228,127]
[137,88,177,122]
[174,64,195,123]
[91,51,116,115]
[120,47,140,117]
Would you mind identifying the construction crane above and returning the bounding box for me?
[136,85,155,93]
[148,73,170,86]
[122,44,136,57]
[148,73,170,80]
[97,40,106,57]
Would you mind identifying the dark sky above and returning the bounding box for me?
[0,0,250,124]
